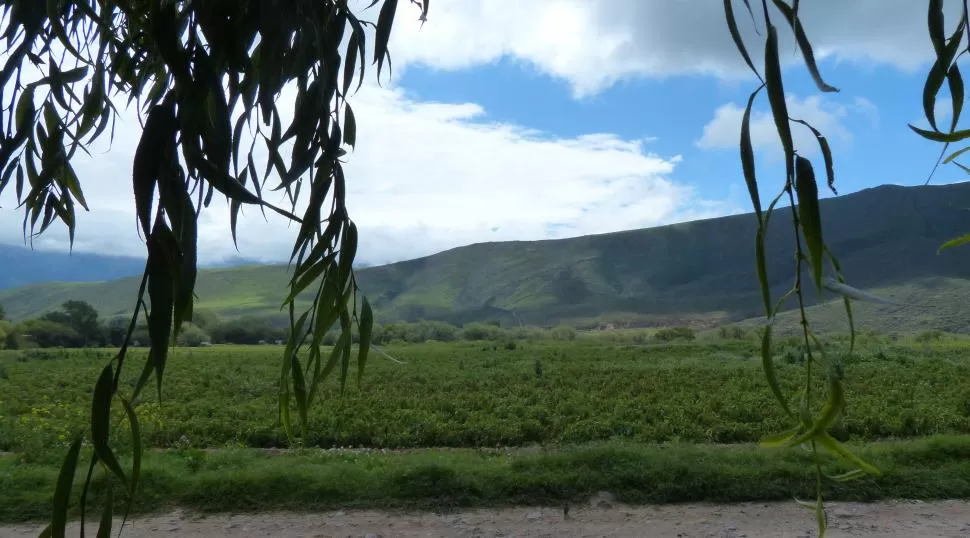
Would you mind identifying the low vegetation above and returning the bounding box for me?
[2,333,970,521]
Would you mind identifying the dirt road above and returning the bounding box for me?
[3,499,970,537]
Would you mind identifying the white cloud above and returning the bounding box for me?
[0,83,733,266]
[389,0,963,96]
[696,95,859,159]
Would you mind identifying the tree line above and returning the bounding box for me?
[0,302,713,350]
[0,301,288,349]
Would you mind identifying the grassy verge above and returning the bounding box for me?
[4,435,970,523]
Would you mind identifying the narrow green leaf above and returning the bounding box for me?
[344,104,357,149]
[922,23,964,132]
[723,0,762,81]
[343,31,360,96]
[825,469,867,483]
[290,351,308,434]
[760,324,792,417]
[821,277,911,306]
[764,24,795,183]
[795,156,824,291]
[118,397,141,531]
[51,437,82,538]
[173,193,198,335]
[283,256,335,307]
[815,432,881,476]
[909,123,970,142]
[357,295,374,387]
[816,492,827,538]
[337,221,359,289]
[786,373,845,446]
[15,85,36,131]
[928,0,946,58]
[740,84,764,222]
[279,359,294,441]
[374,0,399,81]
[59,66,88,84]
[91,364,128,489]
[132,104,174,238]
[147,224,176,400]
[760,425,801,448]
[95,486,112,538]
[938,232,970,253]
[943,144,970,163]
[949,64,964,133]
[770,0,838,92]
[196,158,261,205]
[755,227,771,315]
[792,118,836,194]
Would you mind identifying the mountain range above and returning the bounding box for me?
[2,182,970,333]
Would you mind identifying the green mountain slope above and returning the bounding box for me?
[3,182,970,329]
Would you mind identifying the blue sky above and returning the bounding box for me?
[401,54,957,213]
[2,0,968,266]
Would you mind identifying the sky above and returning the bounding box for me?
[2,0,969,267]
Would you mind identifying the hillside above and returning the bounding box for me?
[2,182,970,329]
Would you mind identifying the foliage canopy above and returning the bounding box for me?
[1,0,428,535]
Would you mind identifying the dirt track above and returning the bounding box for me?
[3,499,970,537]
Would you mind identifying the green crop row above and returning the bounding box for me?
[2,337,970,459]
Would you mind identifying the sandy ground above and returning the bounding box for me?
[3,498,970,537]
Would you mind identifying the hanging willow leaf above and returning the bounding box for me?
[118,397,142,533]
[939,231,970,252]
[132,103,175,239]
[760,324,793,417]
[949,63,965,134]
[374,0,399,81]
[815,433,881,476]
[1,1,431,533]
[147,223,177,400]
[741,84,764,222]
[764,23,795,184]
[928,0,947,59]
[50,436,82,538]
[792,118,836,194]
[910,123,970,142]
[357,295,374,387]
[723,0,763,81]
[786,372,844,446]
[794,156,824,291]
[95,486,113,538]
[821,277,919,306]
[769,0,838,93]
[344,103,357,149]
[91,364,128,489]
[922,22,964,132]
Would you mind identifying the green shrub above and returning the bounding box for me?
[653,326,695,342]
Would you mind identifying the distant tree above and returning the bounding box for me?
[0,302,5,321]
[191,310,221,333]
[653,327,695,342]
[549,326,578,342]
[103,316,131,348]
[176,323,211,347]
[0,320,11,350]
[461,322,506,341]
[42,300,101,346]
[211,316,283,345]
[14,319,81,348]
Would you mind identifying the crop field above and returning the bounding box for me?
[3,334,970,521]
